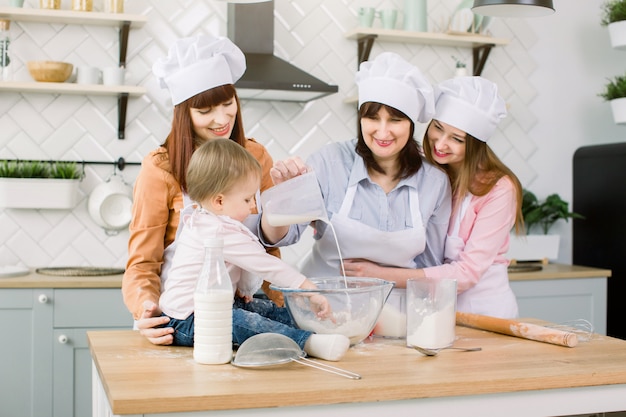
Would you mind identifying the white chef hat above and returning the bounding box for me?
[153,34,246,105]
[434,76,507,142]
[356,52,435,124]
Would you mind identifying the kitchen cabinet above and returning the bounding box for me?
[508,264,610,335]
[0,6,147,139]
[343,27,509,103]
[0,287,131,417]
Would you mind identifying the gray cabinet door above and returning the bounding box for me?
[0,289,53,417]
[52,289,132,417]
[511,277,607,335]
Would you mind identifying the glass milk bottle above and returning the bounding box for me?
[0,20,12,81]
[193,238,233,365]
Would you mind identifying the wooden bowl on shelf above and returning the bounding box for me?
[27,61,73,83]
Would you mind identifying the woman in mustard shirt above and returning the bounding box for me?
[122,34,283,345]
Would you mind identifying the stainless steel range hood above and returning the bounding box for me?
[227,1,338,102]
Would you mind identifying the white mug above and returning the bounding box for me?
[76,66,101,85]
[102,67,125,86]
[380,9,398,30]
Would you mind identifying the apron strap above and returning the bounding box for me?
[451,194,472,237]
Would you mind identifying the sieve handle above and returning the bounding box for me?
[293,357,362,380]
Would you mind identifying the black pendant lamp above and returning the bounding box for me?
[472,0,555,17]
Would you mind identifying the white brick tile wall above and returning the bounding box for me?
[0,0,540,270]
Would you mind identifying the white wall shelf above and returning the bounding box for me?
[0,81,145,95]
[344,27,509,49]
[0,6,147,27]
[0,6,147,139]
[344,28,509,105]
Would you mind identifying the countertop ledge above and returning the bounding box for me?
[0,264,611,289]
[506,263,611,281]
[0,270,123,288]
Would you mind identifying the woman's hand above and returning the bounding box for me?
[270,156,309,185]
[136,301,174,345]
[342,258,383,278]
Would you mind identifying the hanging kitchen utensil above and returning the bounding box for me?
[88,171,133,235]
[232,333,361,380]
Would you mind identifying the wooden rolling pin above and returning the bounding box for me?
[456,312,578,348]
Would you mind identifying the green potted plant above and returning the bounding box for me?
[601,0,626,49]
[0,160,83,209]
[507,189,584,262]
[599,72,626,124]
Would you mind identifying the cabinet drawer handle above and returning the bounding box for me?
[38,294,48,304]
[58,335,69,344]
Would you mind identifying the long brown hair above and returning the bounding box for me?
[423,122,524,234]
[355,102,423,180]
[163,84,245,192]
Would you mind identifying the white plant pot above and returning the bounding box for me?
[0,178,81,209]
[506,234,560,262]
[608,20,626,50]
[610,97,626,124]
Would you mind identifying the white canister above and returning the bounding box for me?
[102,66,125,86]
[76,66,101,85]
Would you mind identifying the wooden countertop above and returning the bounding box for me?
[88,325,626,415]
[0,270,123,288]
[507,263,611,281]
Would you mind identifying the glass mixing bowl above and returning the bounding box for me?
[271,277,394,345]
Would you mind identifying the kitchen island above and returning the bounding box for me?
[89,323,626,417]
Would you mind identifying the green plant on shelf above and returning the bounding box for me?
[599,72,626,101]
[0,160,82,180]
[521,189,585,235]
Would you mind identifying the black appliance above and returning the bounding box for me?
[573,142,626,340]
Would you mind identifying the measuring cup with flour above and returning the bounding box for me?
[260,171,328,226]
[406,278,457,350]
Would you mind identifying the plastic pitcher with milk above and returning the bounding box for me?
[261,171,329,226]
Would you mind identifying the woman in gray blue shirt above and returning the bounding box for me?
[259,52,451,337]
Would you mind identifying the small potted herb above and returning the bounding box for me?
[599,72,626,124]
[0,160,83,209]
[601,0,626,49]
[508,189,584,262]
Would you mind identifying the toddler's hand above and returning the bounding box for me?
[308,294,334,322]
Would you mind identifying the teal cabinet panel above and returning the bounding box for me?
[0,289,54,417]
[53,288,130,328]
[0,287,132,417]
[510,277,607,335]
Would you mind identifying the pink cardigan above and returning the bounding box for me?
[422,176,517,293]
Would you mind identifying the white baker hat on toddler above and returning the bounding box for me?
[356,52,435,124]
[153,34,246,105]
[434,76,506,143]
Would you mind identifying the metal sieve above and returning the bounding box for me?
[232,333,361,379]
